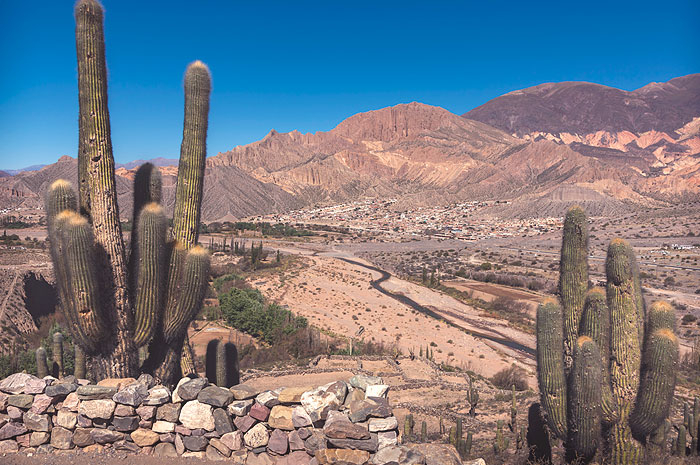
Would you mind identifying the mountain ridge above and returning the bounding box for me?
[1,74,698,220]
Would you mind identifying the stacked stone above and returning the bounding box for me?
[0,371,413,465]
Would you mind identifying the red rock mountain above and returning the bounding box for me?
[463,74,700,202]
[2,75,698,220]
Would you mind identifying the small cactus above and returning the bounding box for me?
[205,339,240,387]
[510,384,517,431]
[421,420,427,442]
[35,347,48,378]
[52,332,64,378]
[677,425,687,457]
[467,376,479,416]
[448,426,456,446]
[494,420,509,454]
[74,345,86,379]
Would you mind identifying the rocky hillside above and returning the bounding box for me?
[0,156,300,223]
[212,102,639,208]
[2,75,698,220]
[463,74,700,199]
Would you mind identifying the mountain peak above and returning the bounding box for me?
[331,102,462,141]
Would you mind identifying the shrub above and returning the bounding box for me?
[491,364,529,391]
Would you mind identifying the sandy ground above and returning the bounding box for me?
[251,251,535,381]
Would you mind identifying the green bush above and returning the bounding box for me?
[219,286,307,345]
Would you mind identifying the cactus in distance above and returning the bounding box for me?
[466,376,479,416]
[205,339,240,388]
[535,205,680,464]
[45,0,211,385]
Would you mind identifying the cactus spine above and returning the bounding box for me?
[205,339,240,388]
[35,347,48,378]
[535,206,679,464]
[45,0,211,384]
[180,335,196,376]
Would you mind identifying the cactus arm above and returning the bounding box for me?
[559,205,589,371]
[536,298,568,439]
[171,61,210,248]
[133,203,167,347]
[579,287,618,424]
[57,212,107,353]
[163,246,210,342]
[630,328,679,438]
[606,238,643,464]
[566,336,602,464]
[75,0,134,378]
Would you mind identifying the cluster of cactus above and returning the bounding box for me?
[44,0,211,385]
[205,339,240,388]
[675,397,700,456]
[535,206,680,464]
[466,375,479,416]
[494,420,510,455]
[35,332,86,379]
[448,417,472,458]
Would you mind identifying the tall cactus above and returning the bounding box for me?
[559,205,588,371]
[535,206,679,464]
[45,0,211,385]
[205,339,240,388]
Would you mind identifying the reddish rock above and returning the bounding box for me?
[249,402,270,421]
[266,429,288,455]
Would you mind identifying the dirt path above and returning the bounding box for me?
[336,257,535,359]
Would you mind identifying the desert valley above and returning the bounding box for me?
[1,1,699,462]
[1,70,699,464]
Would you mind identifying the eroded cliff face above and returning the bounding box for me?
[3,76,698,220]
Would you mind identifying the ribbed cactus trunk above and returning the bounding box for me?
[75,0,135,379]
[147,61,211,383]
[74,345,86,379]
[559,206,588,372]
[52,332,64,378]
[205,339,240,387]
[566,336,602,464]
[606,239,643,464]
[536,298,567,439]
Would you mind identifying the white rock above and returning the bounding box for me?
[365,384,389,399]
[179,400,215,431]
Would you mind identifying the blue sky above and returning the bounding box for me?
[1,1,698,170]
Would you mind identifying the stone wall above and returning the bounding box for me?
[0,372,435,465]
